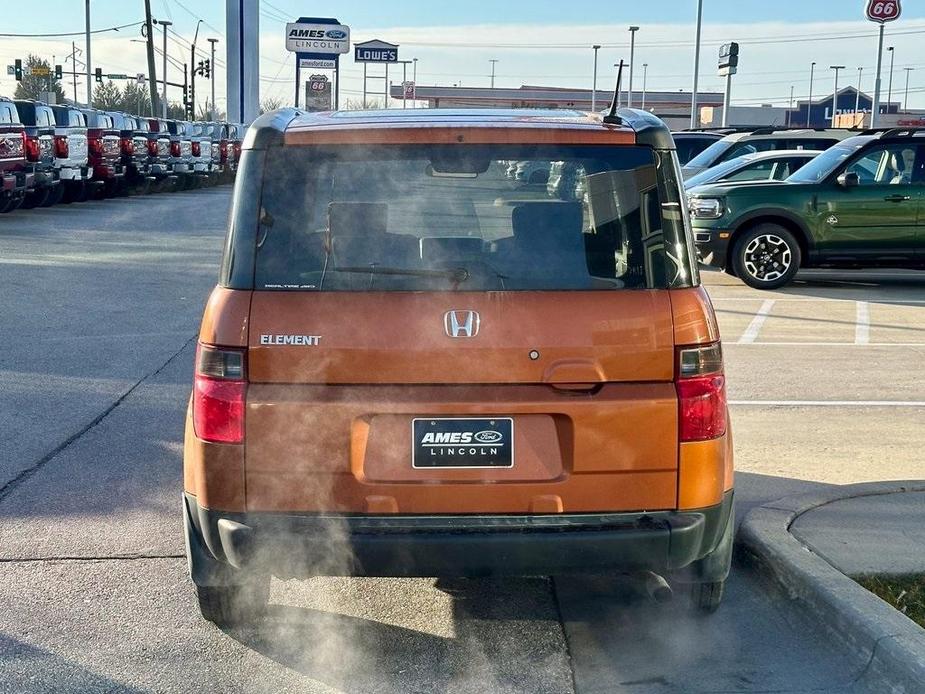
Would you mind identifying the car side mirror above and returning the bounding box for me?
[837,172,860,188]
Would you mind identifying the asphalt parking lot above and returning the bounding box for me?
[0,189,921,693]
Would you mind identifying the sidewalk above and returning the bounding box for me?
[739,481,925,694]
[789,490,925,576]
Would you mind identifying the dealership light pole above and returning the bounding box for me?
[829,65,845,125]
[628,26,639,108]
[641,63,648,109]
[84,0,92,106]
[886,46,895,113]
[806,61,816,127]
[787,85,794,126]
[591,45,601,112]
[489,59,499,88]
[855,67,863,121]
[412,57,418,108]
[159,19,172,117]
[208,38,218,119]
[903,67,913,112]
[690,0,703,127]
[871,24,885,126]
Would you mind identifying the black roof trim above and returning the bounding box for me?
[243,107,302,150]
[614,108,674,149]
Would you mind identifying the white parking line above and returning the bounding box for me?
[730,400,925,407]
[737,299,776,344]
[855,301,870,345]
[712,297,925,303]
[726,341,925,347]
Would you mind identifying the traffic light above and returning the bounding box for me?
[95,67,102,83]
[14,59,22,81]
[54,64,63,80]
[204,59,210,79]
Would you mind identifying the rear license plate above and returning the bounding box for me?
[412,417,513,469]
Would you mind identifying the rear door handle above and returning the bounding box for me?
[883,194,911,202]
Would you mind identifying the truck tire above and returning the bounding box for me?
[195,581,269,627]
[731,224,801,290]
[691,580,725,613]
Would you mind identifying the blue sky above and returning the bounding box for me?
[2,1,924,111]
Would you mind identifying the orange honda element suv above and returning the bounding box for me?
[184,107,734,626]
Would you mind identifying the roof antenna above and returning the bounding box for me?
[602,60,625,125]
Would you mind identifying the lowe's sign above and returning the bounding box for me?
[285,22,350,54]
[354,39,399,63]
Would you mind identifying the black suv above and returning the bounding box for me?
[682,128,855,180]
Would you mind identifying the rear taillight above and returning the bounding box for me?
[233,141,242,158]
[193,344,246,444]
[676,342,727,442]
[54,135,69,159]
[121,137,134,155]
[219,140,228,163]
[191,141,201,157]
[147,139,158,156]
[170,141,181,157]
[24,134,40,162]
[88,136,103,156]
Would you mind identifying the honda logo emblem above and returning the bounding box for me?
[444,310,480,338]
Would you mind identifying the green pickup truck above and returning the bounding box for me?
[689,129,925,289]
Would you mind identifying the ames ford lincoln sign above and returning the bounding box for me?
[285,22,351,53]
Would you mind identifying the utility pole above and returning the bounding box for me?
[855,67,863,123]
[830,65,845,125]
[84,0,92,106]
[208,38,218,120]
[489,59,499,88]
[886,46,895,113]
[143,0,159,117]
[807,61,816,127]
[183,62,188,119]
[160,19,172,118]
[412,57,418,108]
[190,20,202,119]
[641,63,648,110]
[591,45,601,112]
[690,0,703,128]
[871,24,885,126]
[902,67,913,113]
[69,42,79,103]
[628,26,639,108]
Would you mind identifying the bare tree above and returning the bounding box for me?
[259,97,284,114]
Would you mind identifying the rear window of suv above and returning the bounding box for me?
[249,144,692,292]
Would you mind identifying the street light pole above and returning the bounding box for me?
[190,19,202,119]
[871,24,885,126]
[628,26,639,108]
[690,0,703,128]
[591,45,601,112]
[807,61,816,127]
[855,67,863,123]
[787,85,794,126]
[903,67,913,113]
[412,57,418,108]
[159,20,172,118]
[84,0,92,106]
[207,38,218,120]
[641,63,648,110]
[886,46,895,114]
[489,59,499,88]
[829,65,845,125]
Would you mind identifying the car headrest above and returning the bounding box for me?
[889,151,906,172]
[511,202,583,250]
[328,202,388,237]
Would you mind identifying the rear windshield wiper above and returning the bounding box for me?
[333,265,471,282]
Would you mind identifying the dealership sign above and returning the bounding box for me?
[354,39,399,63]
[285,22,350,53]
[865,0,901,22]
[299,58,336,69]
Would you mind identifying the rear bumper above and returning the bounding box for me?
[185,490,734,580]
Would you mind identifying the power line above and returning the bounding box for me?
[0,21,143,38]
[166,0,224,38]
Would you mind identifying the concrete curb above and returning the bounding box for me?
[739,480,925,694]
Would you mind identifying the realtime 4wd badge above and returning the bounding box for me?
[412,418,514,469]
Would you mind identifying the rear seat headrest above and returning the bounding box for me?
[511,202,583,247]
[328,202,388,237]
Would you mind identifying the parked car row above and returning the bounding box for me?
[0,96,246,213]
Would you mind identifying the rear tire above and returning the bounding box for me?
[731,224,801,290]
[691,580,725,613]
[21,188,49,209]
[41,185,65,207]
[195,580,269,627]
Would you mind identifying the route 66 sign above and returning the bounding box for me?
[866,0,901,23]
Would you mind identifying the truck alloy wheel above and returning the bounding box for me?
[732,224,801,290]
